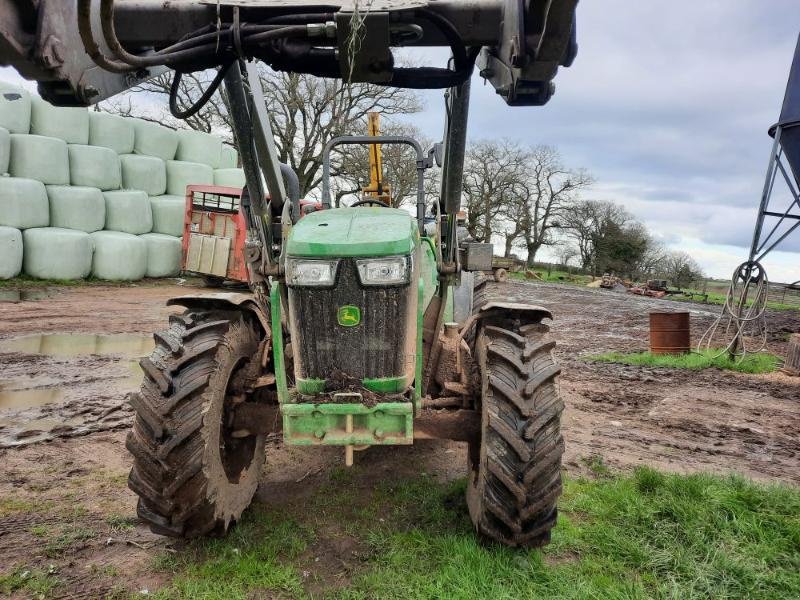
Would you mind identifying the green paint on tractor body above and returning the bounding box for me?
[276,208,440,446]
[286,207,419,257]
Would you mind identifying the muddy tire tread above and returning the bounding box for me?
[126,309,258,538]
[469,318,564,548]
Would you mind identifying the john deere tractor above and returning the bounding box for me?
[0,0,577,547]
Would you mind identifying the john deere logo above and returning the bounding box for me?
[337,305,361,327]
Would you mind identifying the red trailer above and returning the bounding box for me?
[182,185,322,285]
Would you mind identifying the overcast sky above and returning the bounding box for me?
[2,1,799,281]
[413,1,800,281]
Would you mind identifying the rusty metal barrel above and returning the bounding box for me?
[649,311,690,354]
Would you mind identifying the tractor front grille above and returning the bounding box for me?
[287,259,410,381]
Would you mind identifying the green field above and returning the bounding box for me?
[5,467,794,599]
[586,349,780,374]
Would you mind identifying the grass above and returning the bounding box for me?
[586,348,780,374]
[509,269,593,285]
[0,568,60,597]
[43,525,96,558]
[148,468,800,599]
[671,290,800,312]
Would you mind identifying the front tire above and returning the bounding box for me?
[126,309,267,537]
[466,318,564,548]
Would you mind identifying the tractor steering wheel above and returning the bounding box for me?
[350,198,390,208]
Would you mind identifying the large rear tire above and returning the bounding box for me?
[466,314,564,548]
[126,309,267,538]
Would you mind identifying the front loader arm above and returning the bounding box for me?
[0,0,577,107]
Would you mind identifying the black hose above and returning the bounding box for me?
[77,0,134,73]
[279,163,302,223]
[169,62,232,119]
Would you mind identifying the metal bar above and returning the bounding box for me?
[223,64,265,210]
[413,409,480,443]
[111,0,505,47]
[763,211,800,219]
[776,157,800,205]
[748,128,783,261]
[440,79,471,216]
[244,61,288,212]
[756,218,800,263]
[321,135,425,209]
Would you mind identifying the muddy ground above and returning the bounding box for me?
[1,279,798,597]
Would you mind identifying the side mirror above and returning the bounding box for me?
[429,143,444,167]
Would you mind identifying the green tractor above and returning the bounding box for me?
[127,67,565,547]
[0,0,576,548]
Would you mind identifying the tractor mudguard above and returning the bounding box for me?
[166,293,270,333]
[475,301,552,324]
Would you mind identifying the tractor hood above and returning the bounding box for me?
[286,208,418,257]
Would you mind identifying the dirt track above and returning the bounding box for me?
[1,279,799,596]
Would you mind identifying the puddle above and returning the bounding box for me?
[0,333,154,411]
[0,385,65,409]
[0,289,54,303]
[1,333,154,357]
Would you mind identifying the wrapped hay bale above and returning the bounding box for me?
[91,230,147,280]
[47,185,105,232]
[166,160,213,196]
[68,144,121,190]
[149,195,185,237]
[0,226,23,279]
[0,82,31,134]
[9,134,69,184]
[103,190,152,234]
[213,168,246,189]
[132,119,178,161]
[220,144,238,168]
[139,232,182,277]
[0,177,49,229]
[88,112,134,154]
[30,98,89,144]
[120,154,166,196]
[23,227,93,279]
[176,129,222,168]
[0,126,9,174]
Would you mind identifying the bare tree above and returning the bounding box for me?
[461,140,528,244]
[660,251,704,288]
[515,146,593,266]
[562,200,632,272]
[100,66,423,197]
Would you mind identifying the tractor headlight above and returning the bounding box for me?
[286,258,339,287]
[356,256,410,286]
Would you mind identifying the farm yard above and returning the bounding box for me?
[1,278,799,598]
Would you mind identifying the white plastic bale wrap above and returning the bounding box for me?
[213,168,246,189]
[103,190,153,234]
[68,144,121,191]
[23,227,93,280]
[176,129,222,168]
[0,126,9,174]
[91,230,147,280]
[166,160,213,196]
[149,195,185,237]
[89,112,134,154]
[29,98,89,144]
[0,226,23,279]
[219,144,238,168]
[0,177,49,229]
[120,154,167,196]
[47,185,105,232]
[0,82,31,134]
[132,119,178,161]
[139,232,182,277]
[9,134,69,184]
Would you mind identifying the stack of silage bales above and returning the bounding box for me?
[0,81,244,281]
